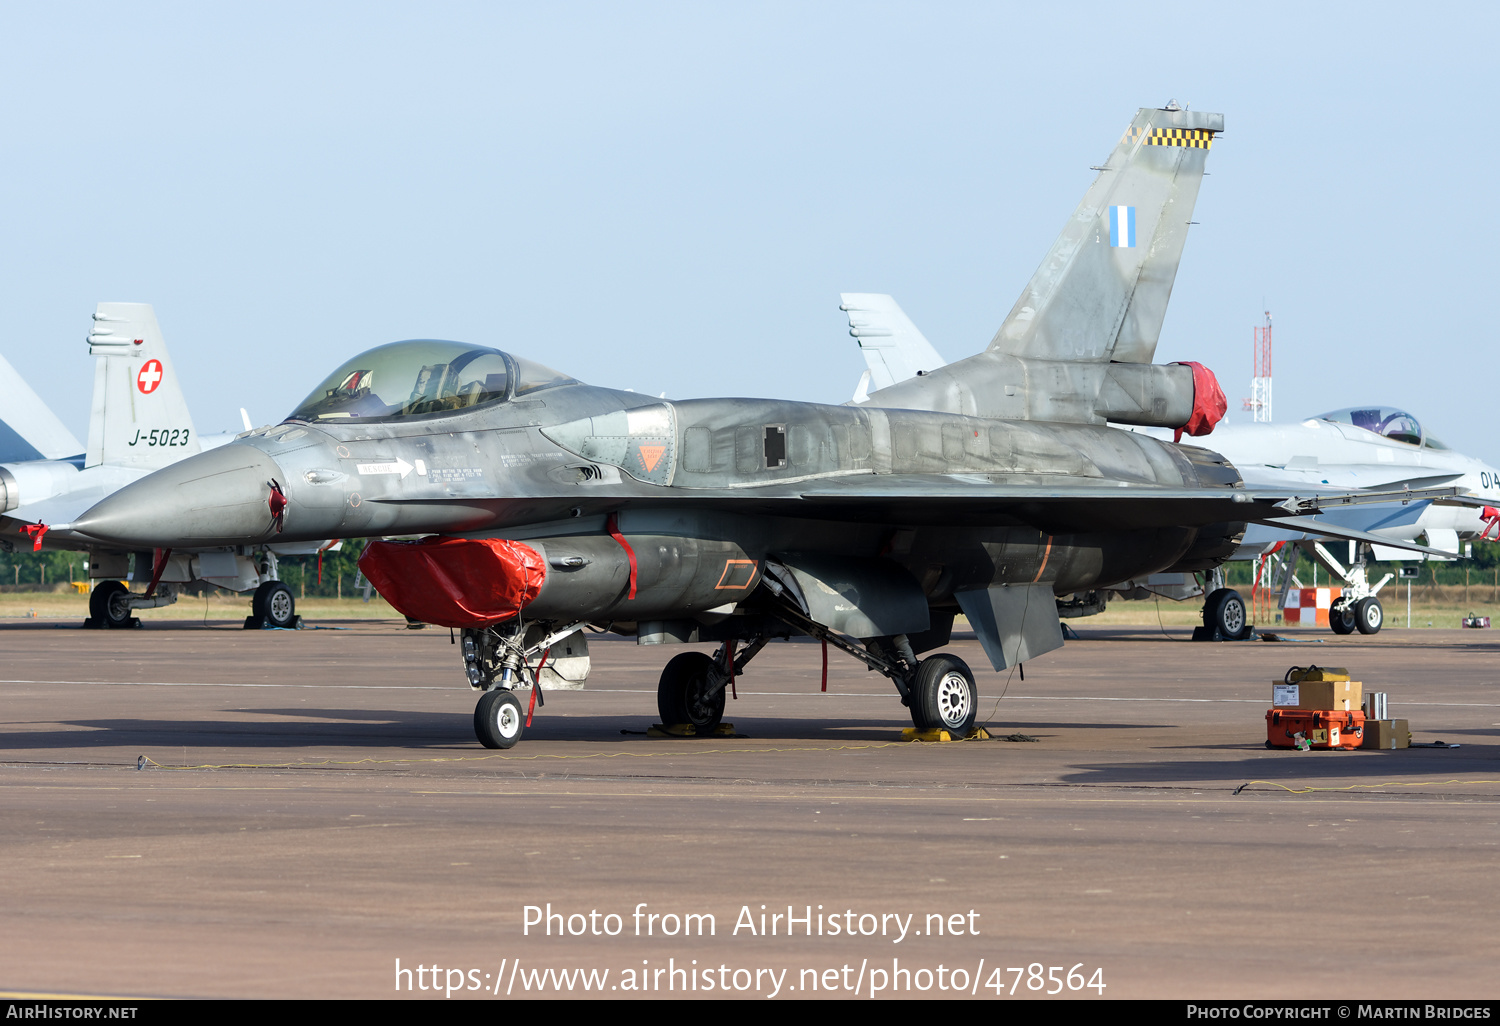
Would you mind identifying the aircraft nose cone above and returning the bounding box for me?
[71,444,289,548]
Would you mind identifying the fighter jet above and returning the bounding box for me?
[1,303,328,628]
[62,105,1462,748]
[1191,409,1500,634]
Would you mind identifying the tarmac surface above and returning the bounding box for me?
[1,616,1497,1000]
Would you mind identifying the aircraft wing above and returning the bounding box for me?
[393,479,1468,539]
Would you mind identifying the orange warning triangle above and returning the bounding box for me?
[638,445,666,474]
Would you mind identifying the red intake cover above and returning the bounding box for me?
[1173,361,1227,441]
[358,536,546,628]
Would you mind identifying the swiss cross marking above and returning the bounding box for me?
[137,359,164,394]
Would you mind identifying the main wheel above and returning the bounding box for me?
[1355,596,1384,634]
[1329,598,1356,635]
[253,581,297,628]
[913,653,977,736]
[657,651,725,731]
[90,580,134,629]
[1204,588,1248,640]
[474,689,525,749]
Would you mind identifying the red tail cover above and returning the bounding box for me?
[358,536,546,628]
[1173,361,1228,442]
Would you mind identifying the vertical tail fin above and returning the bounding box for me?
[840,293,947,401]
[988,104,1221,364]
[84,303,200,469]
[0,352,84,462]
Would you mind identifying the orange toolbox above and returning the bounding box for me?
[1265,708,1365,750]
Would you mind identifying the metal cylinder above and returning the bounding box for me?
[1364,692,1388,720]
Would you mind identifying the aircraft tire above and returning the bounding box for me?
[474,689,525,749]
[91,580,134,629]
[908,693,929,730]
[913,653,977,736]
[1329,599,1356,635]
[254,582,297,629]
[1204,588,1249,640]
[657,652,725,731]
[1355,596,1384,635]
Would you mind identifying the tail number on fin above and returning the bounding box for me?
[128,428,192,447]
[136,359,165,394]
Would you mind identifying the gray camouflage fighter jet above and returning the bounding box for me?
[62,105,1461,749]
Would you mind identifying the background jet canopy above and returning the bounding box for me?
[1314,406,1445,448]
[287,340,575,422]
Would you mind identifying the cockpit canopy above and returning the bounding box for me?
[1314,406,1447,449]
[288,341,576,422]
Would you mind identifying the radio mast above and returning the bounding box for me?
[1242,310,1272,422]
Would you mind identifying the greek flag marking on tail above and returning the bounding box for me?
[1110,205,1135,248]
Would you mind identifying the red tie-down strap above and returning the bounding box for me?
[606,512,638,600]
[1173,362,1228,442]
[20,524,48,551]
[1480,507,1500,541]
[527,648,551,728]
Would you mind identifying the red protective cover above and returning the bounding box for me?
[1173,361,1228,441]
[358,536,546,628]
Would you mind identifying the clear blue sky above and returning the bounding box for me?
[2,2,1494,456]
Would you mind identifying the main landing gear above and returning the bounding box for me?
[771,605,983,738]
[645,626,979,738]
[1260,540,1390,637]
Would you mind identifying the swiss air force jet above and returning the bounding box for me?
[62,105,1464,749]
[1,303,332,628]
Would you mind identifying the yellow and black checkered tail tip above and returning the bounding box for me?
[1123,126,1215,150]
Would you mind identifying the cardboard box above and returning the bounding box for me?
[1272,679,1363,712]
[1361,719,1411,749]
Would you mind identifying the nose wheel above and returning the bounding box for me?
[475,689,525,749]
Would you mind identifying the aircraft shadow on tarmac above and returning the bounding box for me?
[1056,743,1497,788]
[15,708,1179,752]
[17,710,1029,751]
